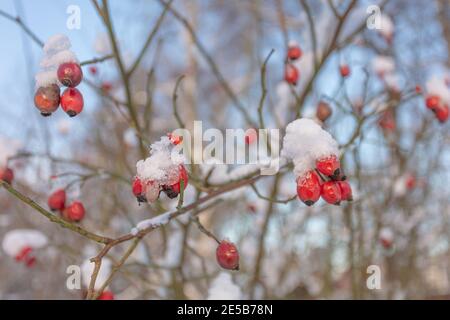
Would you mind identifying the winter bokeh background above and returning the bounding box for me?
[0,0,450,299]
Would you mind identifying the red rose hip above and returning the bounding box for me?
[216,240,239,270]
[0,167,14,184]
[340,64,350,78]
[316,154,340,178]
[297,170,321,206]
[61,87,84,117]
[321,181,342,205]
[337,181,353,201]
[48,189,66,212]
[285,64,299,85]
[57,62,83,87]
[34,84,60,116]
[64,201,85,222]
[287,42,302,60]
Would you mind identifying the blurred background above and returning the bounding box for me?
[0,0,449,299]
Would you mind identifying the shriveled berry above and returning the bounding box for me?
[34,84,60,116]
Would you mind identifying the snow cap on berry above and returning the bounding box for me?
[2,229,48,258]
[281,118,339,179]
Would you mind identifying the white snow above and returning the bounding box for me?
[81,257,112,290]
[207,272,242,300]
[281,118,339,178]
[379,227,394,242]
[35,34,79,88]
[43,34,71,54]
[2,229,48,257]
[132,211,172,234]
[426,75,450,105]
[136,136,186,184]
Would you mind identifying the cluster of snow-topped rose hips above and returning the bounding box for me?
[425,95,449,123]
[297,154,352,206]
[132,133,188,204]
[34,61,84,117]
[284,41,302,85]
[47,189,85,222]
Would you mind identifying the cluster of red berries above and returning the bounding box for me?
[284,42,302,85]
[216,240,240,270]
[0,167,14,184]
[47,189,85,222]
[34,62,84,117]
[132,165,189,203]
[425,95,449,123]
[15,246,36,268]
[297,154,352,206]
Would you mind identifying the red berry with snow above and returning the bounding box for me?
[167,133,183,145]
[340,64,350,78]
[216,240,239,270]
[287,44,302,60]
[316,154,340,178]
[296,170,321,206]
[48,189,66,212]
[172,165,189,193]
[0,167,14,184]
[425,95,440,110]
[64,201,85,222]
[132,177,147,203]
[435,104,449,123]
[15,246,33,262]
[61,87,84,117]
[97,291,115,300]
[34,84,60,116]
[285,64,299,85]
[57,62,83,87]
[337,181,353,201]
[321,181,342,205]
